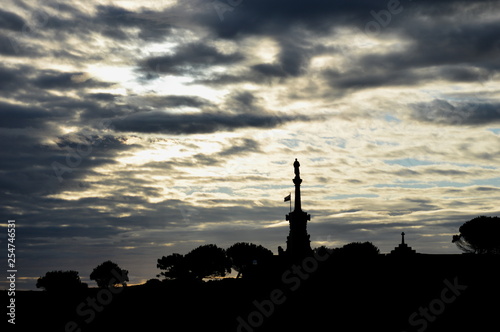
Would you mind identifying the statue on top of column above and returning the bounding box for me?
[294,158,300,177]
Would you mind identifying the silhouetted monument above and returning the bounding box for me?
[285,159,313,260]
[389,232,417,256]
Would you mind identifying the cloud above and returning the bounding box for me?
[33,71,114,90]
[139,42,245,75]
[0,101,54,128]
[0,9,25,31]
[112,110,310,134]
[157,95,214,108]
[2,0,500,290]
[410,99,500,125]
[218,138,261,157]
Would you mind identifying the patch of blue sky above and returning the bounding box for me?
[429,178,500,188]
[487,128,500,134]
[432,181,469,188]
[211,187,234,195]
[451,162,497,170]
[325,193,379,200]
[374,182,433,189]
[370,140,399,146]
[324,137,346,148]
[374,178,500,190]
[384,114,401,123]
[472,177,500,187]
[384,158,436,167]
[279,138,300,148]
[384,159,497,170]
[245,184,292,191]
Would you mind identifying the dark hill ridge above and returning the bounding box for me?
[4,254,499,332]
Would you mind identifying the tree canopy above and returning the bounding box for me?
[337,242,380,257]
[226,242,274,278]
[452,216,500,254]
[36,270,87,293]
[157,244,231,280]
[90,260,129,288]
[157,253,190,280]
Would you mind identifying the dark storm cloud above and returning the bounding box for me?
[330,16,500,91]
[0,65,23,90]
[218,138,261,156]
[438,66,492,83]
[0,63,115,96]
[358,25,500,71]
[93,5,176,41]
[144,137,261,170]
[33,71,114,90]
[38,4,175,42]
[0,130,130,196]
[251,63,288,78]
[160,95,213,108]
[112,110,310,134]
[410,99,500,125]
[88,93,117,101]
[132,95,216,109]
[0,34,22,55]
[224,91,266,113]
[3,0,500,290]
[175,1,500,92]
[192,0,401,38]
[324,68,426,91]
[0,101,54,128]
[401,18,500,69]
[140,42,244,75]
[0,9,25,31]
[246,40,311,79]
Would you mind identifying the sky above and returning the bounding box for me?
[1,0,500,290]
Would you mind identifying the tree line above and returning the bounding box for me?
[36,216,499,292]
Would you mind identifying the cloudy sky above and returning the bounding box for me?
[1,0,500,289]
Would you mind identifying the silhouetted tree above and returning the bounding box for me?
[36,270,87,293]
[452,216,500,254]
[313,245,334,258]
[144,278,162,288]
[157,253,191,280]
[157,244,231,280]
[90,260,129,288]
[226,242,274,278]
[338,242,380,256]
[185,244,231,280]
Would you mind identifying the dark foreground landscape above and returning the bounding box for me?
[5,254,500,332]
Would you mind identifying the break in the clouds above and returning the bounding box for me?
[1,0,500,289]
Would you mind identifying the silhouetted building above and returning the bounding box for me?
[389,232,417,256]
[285,159,313,260]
